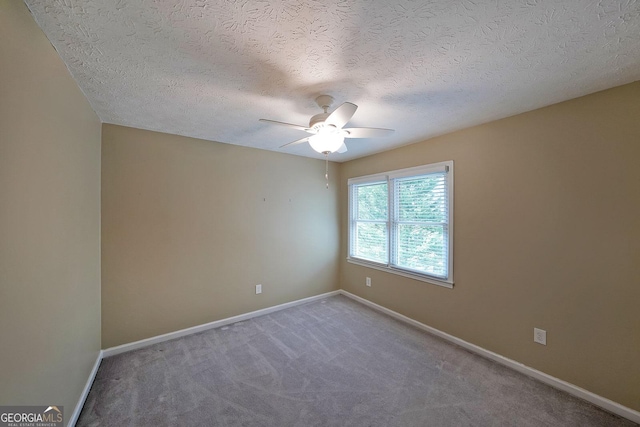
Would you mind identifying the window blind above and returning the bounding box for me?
[392,173,448,278]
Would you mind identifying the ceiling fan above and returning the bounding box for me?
[259,95,394,155]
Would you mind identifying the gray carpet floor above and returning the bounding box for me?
[78,295,636,426]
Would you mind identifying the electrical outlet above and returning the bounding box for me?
[256,284,262,294]
[534,328,546,345]
[366,277,371,287]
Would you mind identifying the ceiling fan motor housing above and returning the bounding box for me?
[309,112,331,130]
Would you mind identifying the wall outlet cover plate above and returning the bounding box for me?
[534,328,547,345]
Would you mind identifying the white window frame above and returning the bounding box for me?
[348,161,454,289]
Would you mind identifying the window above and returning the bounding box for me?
[348,161,453,288]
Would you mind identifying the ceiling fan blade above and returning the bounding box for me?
[259,119,310,132]
[325,102,357,129]
[336,143,348,153]
[343,127,395,138]
[279,136,310,149]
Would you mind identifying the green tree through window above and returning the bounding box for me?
[353,182,387,263]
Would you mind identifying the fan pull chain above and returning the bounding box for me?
[325,154,329,189]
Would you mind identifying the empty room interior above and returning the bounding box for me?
[1,0,639,426]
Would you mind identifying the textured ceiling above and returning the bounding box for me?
[25,0,640,161]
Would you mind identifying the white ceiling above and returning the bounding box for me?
[25,0,640,162]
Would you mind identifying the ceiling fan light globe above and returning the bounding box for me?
[308,133,344,154]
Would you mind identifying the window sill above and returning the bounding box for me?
[346,258,454,289]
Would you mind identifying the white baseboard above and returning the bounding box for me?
[68,350,103,427]
[102,290,341,358]
[338,290,640,425]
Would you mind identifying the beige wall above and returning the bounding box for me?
[339,81,640,411]
[101,124,340,348]
[0,1,102,424]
